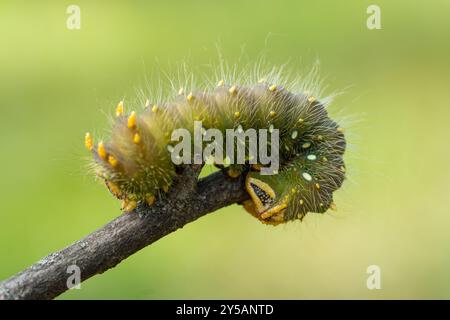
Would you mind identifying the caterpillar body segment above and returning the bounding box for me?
[86,75,346,224]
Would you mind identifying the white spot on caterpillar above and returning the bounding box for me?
[302,172,312,181]
[307,154,317,160]
[291,130,298,139]
[302,142,311,149]
[269,124,274,133]
[167,145,174,153]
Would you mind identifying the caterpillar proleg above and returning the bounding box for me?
[85,65,346,225]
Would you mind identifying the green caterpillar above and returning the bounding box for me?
[85,71,346,225]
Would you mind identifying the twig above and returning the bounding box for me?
[0,167,248,300]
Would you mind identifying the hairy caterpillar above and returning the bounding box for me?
[84,67,346,225]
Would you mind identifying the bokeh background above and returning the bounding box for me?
[1,0,450,299]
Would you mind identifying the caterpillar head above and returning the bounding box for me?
[244,172,288,225]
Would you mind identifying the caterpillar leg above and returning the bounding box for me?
[241,199,286,225]
[260,203,287,220]
[105,179,157,212]
[121,199,137,212]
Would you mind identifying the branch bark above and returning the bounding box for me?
[0,167,249,300]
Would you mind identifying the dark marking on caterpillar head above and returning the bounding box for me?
[251,183,274,207]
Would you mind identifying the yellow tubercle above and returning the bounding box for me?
[330,202,337,211]
[127,111,136,129]
[115,101,124,117]
[97,141,107,159]
[151,105,159,113]
[229,85,237,95]
[84,132,93,151]
[269,111,276,117]
[178,87,184,95]
[146,194,156,206]
[133,133,141,144]
[269,84,277,92]
[163,184,169,193]
[187,92,194,102]
[108,155,118,167]
[234,111,240,119]
[308,96,316,103]
[217,79,225,87]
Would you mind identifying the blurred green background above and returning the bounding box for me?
[1,0,450,299]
